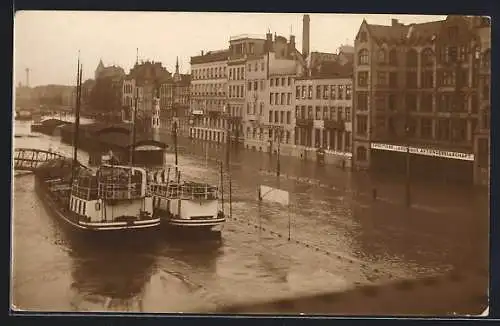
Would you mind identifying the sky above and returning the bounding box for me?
[13,11,447,87]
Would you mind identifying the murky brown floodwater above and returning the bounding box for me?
[12,119,489,313]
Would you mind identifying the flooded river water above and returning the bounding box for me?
[11,120,489,313]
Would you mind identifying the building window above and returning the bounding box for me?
[301,86,306,99]
[337,107,343,121]
[358,72,368,87]
[270,78,274,87]
[338,85,345,100]
[269,110,273,123]
[356,146,367,161]
[295,106,300,118]
[377,72,387,86]
[323,106,329,119]
[330,107,336,119]
[280,111,284,123]
[420,93,433,112]
[378,49,386,64]
[323,85,329,99]
[295,86,300,99]
[248,81,252,91]
[276,78,280,87]
[389,72,398,87]
[260,102,264,115]
[270,93,274,105]
[307,106,313,119]
[288,77,292,85]
[286,111,291,124]
[389,49,398,66]
[281,77,285,86]
[275,111,279,123]
[308,86,313,99]
[451,119,467,142]
[374,95,385,112]
[357,93,368,111]
[275,93,280,105]
[260,80,264,90]
[316,85,321,99]
[388,94,396,112]
[254,81,258,91]
[356,115,368,136]
[420,118,432,139]
[344,107,351,122]
[407,49,418,67]
[346,85,352,100]
[358,49,369,65]
[406,117,417,138]
[437,119,450,141]
[330,85,336,99]
[287,93,291,105]
[421,71,433,88]
[315,106,321,120]
[406,72,417,88]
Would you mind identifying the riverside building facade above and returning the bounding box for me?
[352,15,491,185]
[189,49,230,143]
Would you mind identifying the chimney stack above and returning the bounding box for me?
[391,19,399,26]
[302,14,310,59]
[25,68,30,87]
[201,50,204,56]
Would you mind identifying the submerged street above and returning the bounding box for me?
[12,120,489,313]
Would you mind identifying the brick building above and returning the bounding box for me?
[121,60,171,131]
[352,15,491,185]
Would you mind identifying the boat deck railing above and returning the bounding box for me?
[148,182,218,200]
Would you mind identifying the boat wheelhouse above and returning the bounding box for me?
[148,167,226,234]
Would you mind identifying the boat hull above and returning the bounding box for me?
[34,176,161,237]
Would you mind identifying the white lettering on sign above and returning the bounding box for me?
[370,143,474,161]
[135,145,163,151]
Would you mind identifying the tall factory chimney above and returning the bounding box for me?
[25,68,30,87]
[302,14,310,59]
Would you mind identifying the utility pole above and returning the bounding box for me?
[225,104,231,171]
[277,127,282,178]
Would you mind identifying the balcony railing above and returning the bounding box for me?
[324,119,345,130]
[296,118,314,128]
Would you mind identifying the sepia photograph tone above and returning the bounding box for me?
[11,11,490,316]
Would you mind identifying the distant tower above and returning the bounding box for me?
[95,59,105,79]
[175,56,179,74]
[25,68,30,87]
[302,14,310,59]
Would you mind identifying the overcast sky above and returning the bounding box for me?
[14,11,446,87]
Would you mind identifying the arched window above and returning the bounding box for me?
[389,49,398,66]
[482,49,490,68]
[378,49,386,63]
[406,49,418,67]
[358,49,369,65]
[356,146,367,161]
[421,48,434,67]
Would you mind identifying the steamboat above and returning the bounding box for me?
[148,165,227,237]
[33,55,160,234]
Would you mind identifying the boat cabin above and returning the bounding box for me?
[70,165,153,223]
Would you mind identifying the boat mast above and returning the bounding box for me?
[130,87,138,165]
[70,53,82,187]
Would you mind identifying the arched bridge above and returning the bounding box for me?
[13,148,69,171]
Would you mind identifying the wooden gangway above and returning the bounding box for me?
[13,148,68,171]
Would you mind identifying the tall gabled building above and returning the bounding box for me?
[352,15,490,185]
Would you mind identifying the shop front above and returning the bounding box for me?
[370,143,475,184]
